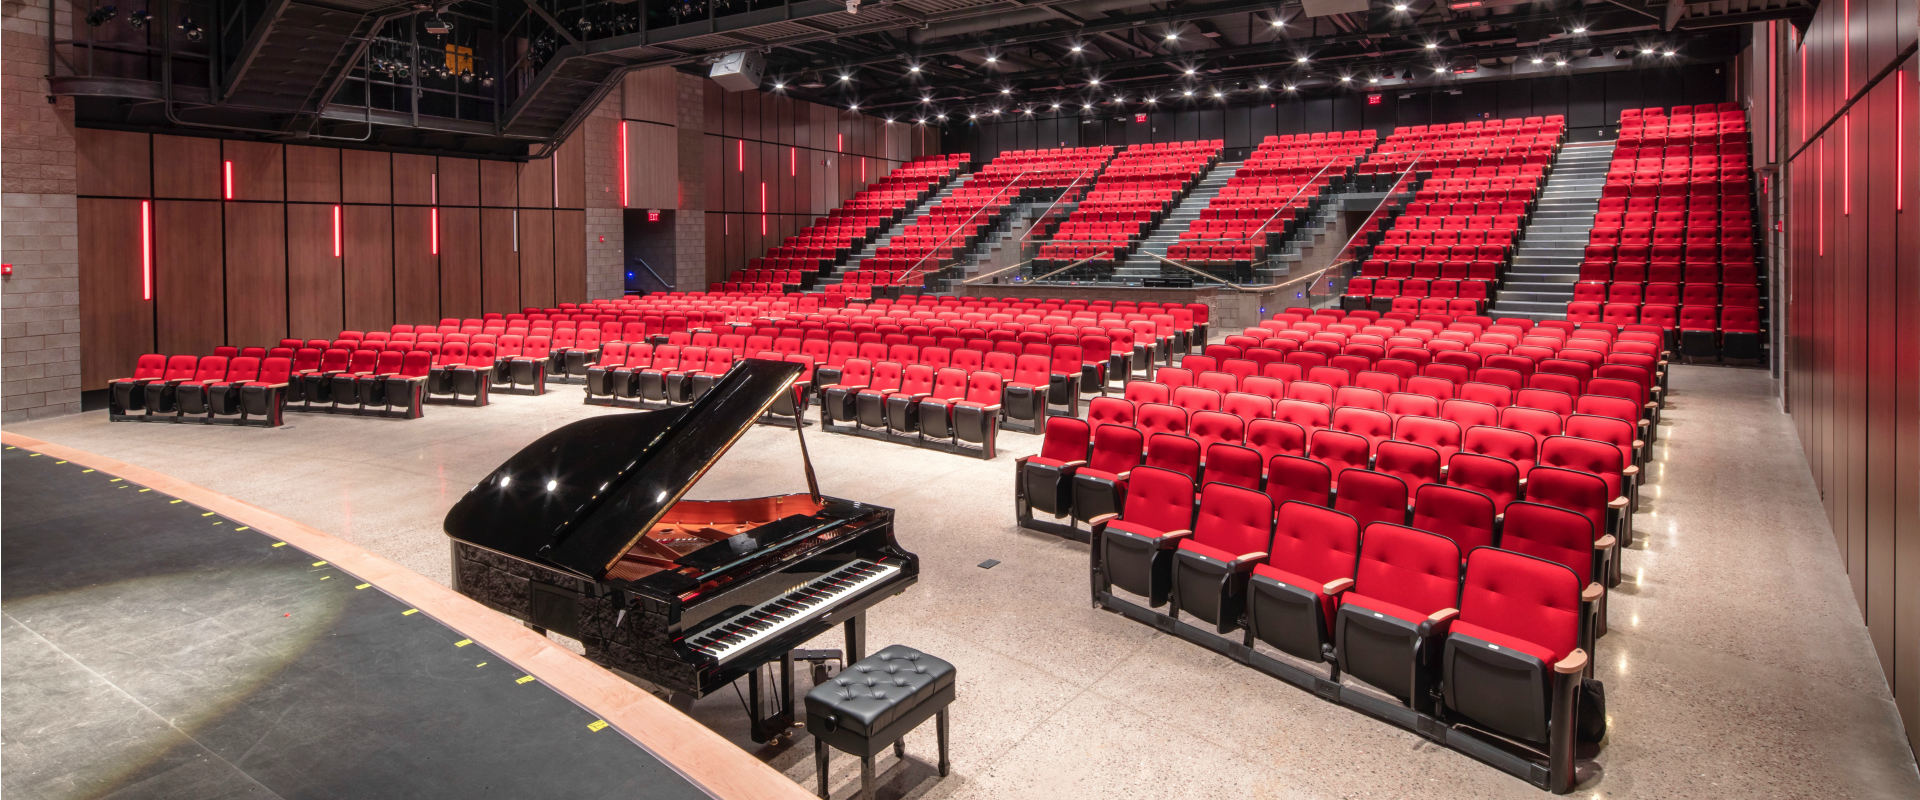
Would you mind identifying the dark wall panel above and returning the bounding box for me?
[438,207,482,319]
[224,203,288,347]
[153,200,224,354]
[77,198,152,388]
[342,205,394,333]
[393,206,438,323]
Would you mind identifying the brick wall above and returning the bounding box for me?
[3,0,83,422]
[584,94,625,299]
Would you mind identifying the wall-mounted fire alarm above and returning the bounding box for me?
[1,263,12,276]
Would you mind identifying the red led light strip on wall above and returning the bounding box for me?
[620,121,630,207]
[837,133,843,152]
[738,139,744,171]
[431,207,440,255]
[333,205,342,257]
[224,161,233,200]
[140,200,152,300]
[760,182,767,234]
[1901,70,1906,212]
[1768,22,1776,163]
[1801,43,1809,143]
[790,146,796,176]
[1819,138,1826,255]
[1844,114,1851,215]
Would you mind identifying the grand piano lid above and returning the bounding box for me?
[442,358,805,580]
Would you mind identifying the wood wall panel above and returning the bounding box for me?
[624,67,678,125]
[153,200,225,353]
[393,206,439,322]
[627,122,679,210]
[553,209,586,303]
[393,153,436,205]
[286,145,341,203]
[77,198,153,388]
[225,140,284,202]
[342,205,394,332]
[153,135,221,199]
[518,209,554,309]
[481,208,519,313]
[439,158,479,206]
[438,206,481,318]
[518,157,555,209]
[286,203,343,340]
[77,129,150,198]
[343,150,392,204]
[481,160,518,208]
[224,203,288,346]
[557,134,587,209]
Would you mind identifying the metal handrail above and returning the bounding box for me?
[630,256,672,292]
[1016,164,1102,247]
[895,166,1036,288]
[1305,158,1427,298]
[960,259,1037,285]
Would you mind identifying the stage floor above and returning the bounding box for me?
[1,446,709,800]
[9,367,1920,799]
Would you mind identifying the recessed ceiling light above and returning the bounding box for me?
[1285,84,1296,91]
[1071,44,1083,52]
[1531,57,1543,64]
[1258,83,1269,89]
[774,82,785,89]
[839,74,851,82]
[1001,87,1012,94]
[1663,50,1675,57]
[908,65,920,73]
[1271,19,1284,28]
[1340,75,1351,82]
[1641,47,1653,54]
[1088,77,1100,85]
[1211,90,1223,98]
[1165,31,1179,40]
[1297,56,1309,63]
[1083,103,1094,110]
[849,103,859,110]
[1393,3,1408,10]
[1183,89,1194,96]
[1555,60,1567,66]
[1185,68,1197,75]
[1572,26,1586,34]
[985,55,998,63]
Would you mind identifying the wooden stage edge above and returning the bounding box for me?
[0,431,816,800]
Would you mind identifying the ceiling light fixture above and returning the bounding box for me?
[1531,57,1543,64]
[908,65,920,73]
[1555,60,1567,66]
[774,82,786,89]
[1088,77,1100,85]
[839,74,851,82]
[1165,31,1179,40]
[985,55,998,63]
[1185,67,1197,75]
[1571,26,1586,34]
[1393,2,1408,9]
[1211,90,1223,98]
[1083,103,1094,110]
[1641,47,1654,54]
[1663,50,1675,57]
[1426,42,1438,50]
[1271,19,1284,28]
[849,103,859,110]
[1297,56,1309,63]
[1183,89,1194,96]
[1071,44,1083,52]
[1001,87,1012,94]
[1258,82,1269,89]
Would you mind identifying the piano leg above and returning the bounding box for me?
[815,738,831,798]
[748,654,798,744]
[844,612,866,664]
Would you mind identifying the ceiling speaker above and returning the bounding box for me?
[710,51,765,92]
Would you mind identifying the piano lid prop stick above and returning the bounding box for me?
[794,402,822,505]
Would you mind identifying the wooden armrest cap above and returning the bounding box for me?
[1087,512,1119,526]
[1323,577,1355,594]
[1594,534,1617,550]
[1427,607,1460,624]
[1608,496,1630,509]
[1582,583,1604,602]
[1555,649,1589,674]
[1622,465,1639,477]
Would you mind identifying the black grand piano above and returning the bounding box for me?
[445,359,918,741]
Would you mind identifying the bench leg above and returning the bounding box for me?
[815,737,830,798]
[860,755,874,800]
[894,739,905,759]
[938,708,951,777]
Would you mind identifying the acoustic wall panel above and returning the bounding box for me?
[77,198,153,388]
[518,157,555,209]
[439,158,480,207]
[557,134,587,209]
[518,208,554,309]
[393,153,436,205]
[224,140,284,202]
[392,206,439,323]
[481,160,518,208]
[286,145,342,203]
[342,204,395,332]
[481,207,519,313]
[287,203,344,340]
[342,149,392,205]
[153,135,222,199]
[553,209,586,303]
[224,202,289,347]
[77,129,150,198]
[438,206,481,319]
[153,200,225,354]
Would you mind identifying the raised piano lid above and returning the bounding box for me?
[443,358,812,581]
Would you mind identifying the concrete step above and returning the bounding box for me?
[1491,299,1576,314]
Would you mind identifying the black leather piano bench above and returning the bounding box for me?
[807,645,954,800]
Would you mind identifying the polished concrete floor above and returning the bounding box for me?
[11,367,1920,799]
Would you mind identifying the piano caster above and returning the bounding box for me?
[747,651,799,745]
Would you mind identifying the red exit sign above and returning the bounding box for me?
[1367,94,1383,105]
[1135,113,1147,123]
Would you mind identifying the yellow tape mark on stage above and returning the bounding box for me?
[235,527,248,531]
[202,512,216,517]
[454,639,473,647]
[169,499,181,504]
[28,453,40,457]
[587,720,609,732]
[110,478,121,482]
[82,469,93,473]
[516,675,537,685]
[55,460,67,464]
[139,488,151,492]
[355,583,370,590]
[475,662,488,668]
[320,576,331,581]
[402,609,418,615]
[311,561,328,567]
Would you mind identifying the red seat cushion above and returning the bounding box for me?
[1177,538,1251,563]
[1340,592,1427,626]
[1449,619,1559,663]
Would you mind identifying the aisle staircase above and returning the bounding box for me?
[1108,162,1238,282]
[1488,142,1616,320]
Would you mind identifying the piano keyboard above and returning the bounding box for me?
[687,560,899,663]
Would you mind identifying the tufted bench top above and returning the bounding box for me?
[804,645,955,739]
